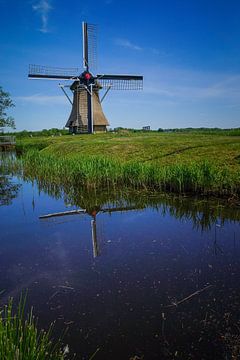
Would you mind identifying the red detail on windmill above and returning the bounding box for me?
[84,73,91,80]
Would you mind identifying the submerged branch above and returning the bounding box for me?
[166,284,213,308]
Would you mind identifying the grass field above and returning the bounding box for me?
[16,131,240,167]
[12,131,240,197]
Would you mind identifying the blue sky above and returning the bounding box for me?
[1,0,240,131]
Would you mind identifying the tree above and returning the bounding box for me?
[0,86,15,130]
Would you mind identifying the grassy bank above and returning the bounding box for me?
[16,131,240,168]
[12,131,240,197]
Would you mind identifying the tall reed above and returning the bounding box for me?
[2,149,240,197]
[0,294,68,359]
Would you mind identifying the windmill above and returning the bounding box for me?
[28,22,143,134]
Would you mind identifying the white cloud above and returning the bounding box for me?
[32,0,52,33]
[16,94,67,105]
[115,38,142,51]
[114,39,170,58]
[143,69,240,104]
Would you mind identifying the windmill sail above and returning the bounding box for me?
[28,65,79,80]
[82,22,97,72]
[97,74,143,90]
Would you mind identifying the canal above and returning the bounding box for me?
[0,162,240,359]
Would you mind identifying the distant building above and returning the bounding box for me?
[142,126,150,131]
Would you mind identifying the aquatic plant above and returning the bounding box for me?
[15,149,239,197]
[0,295,68,359]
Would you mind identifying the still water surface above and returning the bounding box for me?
[0,171,240,359]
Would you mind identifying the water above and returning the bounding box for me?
[0,170,240,359]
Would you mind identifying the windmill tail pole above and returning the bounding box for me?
[91,218,99,258]
[59,84,73,105]
[87,84,93,134]
[101,85,112,103]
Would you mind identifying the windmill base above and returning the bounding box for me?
[68,125,108,134]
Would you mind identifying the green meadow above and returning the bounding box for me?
[13,130,240,197]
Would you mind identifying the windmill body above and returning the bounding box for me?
[65,80,109,134]
[28,23,143,134]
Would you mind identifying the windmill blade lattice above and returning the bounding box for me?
[28,64,80,80]
[97,74,143,90]
[83,23,98,72]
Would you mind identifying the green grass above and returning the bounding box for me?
[12,131,240,197]
[0,295,67,360]
[16,131,240,167]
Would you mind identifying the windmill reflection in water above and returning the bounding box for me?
[39,204,138,258]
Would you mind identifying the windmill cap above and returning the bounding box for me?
[83,71,92,80]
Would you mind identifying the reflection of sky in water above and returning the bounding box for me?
[0,176,240,359]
